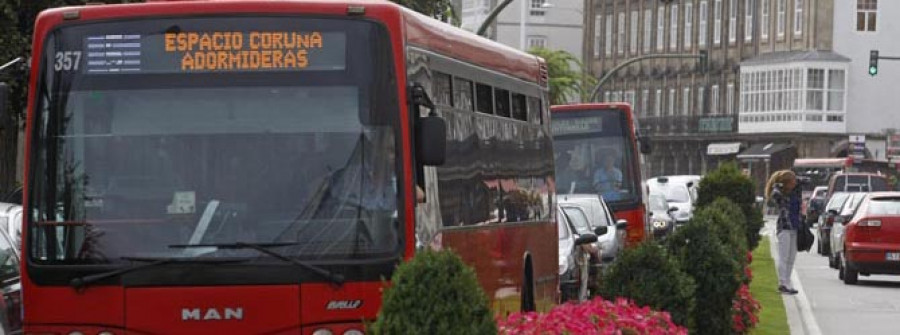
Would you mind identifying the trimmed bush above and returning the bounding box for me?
[667,219,741,335]
[696,161,765,250]
[693,198,750,273]
[370,249,497,335]
[596,242,696,328]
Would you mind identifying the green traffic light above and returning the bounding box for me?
[870,66,878,76]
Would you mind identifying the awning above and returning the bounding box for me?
[707,142,742,156]
[737,143,795,159]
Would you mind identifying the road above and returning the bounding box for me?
[767,219,900,334]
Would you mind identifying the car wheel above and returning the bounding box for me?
[842,254,858,285]
[828,251,838,269]
[817,239,823,255]
[837,254,844,280]
[823,241,830,255]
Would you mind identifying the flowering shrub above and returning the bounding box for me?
[732,284,761,334]
[497,297,687,335]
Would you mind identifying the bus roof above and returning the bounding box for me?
[36,0,544,85]
[551,103,633,113]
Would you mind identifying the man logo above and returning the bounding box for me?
[182,307,244,321]
[326,300,362,310]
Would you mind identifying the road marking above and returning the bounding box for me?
[791,267,823,335]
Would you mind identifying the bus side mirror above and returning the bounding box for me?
[0,82,8,124]
[410,83,446,166]
[637,132,652,154]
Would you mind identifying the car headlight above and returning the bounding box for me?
[652,221,668,229]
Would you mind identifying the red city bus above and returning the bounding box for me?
[18,1,557,333]
[550,103,649,248]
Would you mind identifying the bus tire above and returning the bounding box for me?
[521,256,536,312]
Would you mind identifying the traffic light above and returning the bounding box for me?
[698,50,708,73]
[869,50,879,76]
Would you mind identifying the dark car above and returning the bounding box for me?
[805,186,828,225]
[647,193,678,239]
[835,192,900,285]
[829,192,867,269]
[817,192,851,256]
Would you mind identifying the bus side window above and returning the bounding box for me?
[475,83,494,115]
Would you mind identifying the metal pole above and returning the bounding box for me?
[477,0,515,37]
[588,53,704,102]
[0,57,23,73]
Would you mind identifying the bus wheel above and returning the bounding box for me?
[521,257,536,312]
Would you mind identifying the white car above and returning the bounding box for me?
[0,203,21,252]
[559,194,627,263]
[646,175,700,225]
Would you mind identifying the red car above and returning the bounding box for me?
[836,192,900,284]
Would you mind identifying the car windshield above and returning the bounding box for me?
[28,17,402,265]
[840,194,866,216]
[552,109,638,205]
[827,193,850,211]
[562,207,592,235]
[648,194,668,211]
[867,198,900,215]
[653,184,691,203]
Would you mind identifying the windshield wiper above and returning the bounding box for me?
[70,256,247,290]
[169,242,345,285]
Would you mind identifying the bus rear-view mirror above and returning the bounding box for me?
[416,115,446,166]
[638,134,652,154]
[0,82,8,123]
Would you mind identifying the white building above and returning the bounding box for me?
[461,0,585,64]
[833,0,900,136]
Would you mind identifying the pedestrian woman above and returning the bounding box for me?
[765,170,800,295]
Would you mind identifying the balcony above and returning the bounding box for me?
[639,115,737,136]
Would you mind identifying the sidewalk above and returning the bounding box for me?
[763,216,821,335]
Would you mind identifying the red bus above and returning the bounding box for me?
[550,103,649,248]
[17,1,557,333]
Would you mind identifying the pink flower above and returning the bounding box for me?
[497,297,687,335]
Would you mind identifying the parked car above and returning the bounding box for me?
[804,186,828,225]
[559,194,627,263]
[647,193,678,239]
[829,192,868,269]
[833,192,900,285]
[646,176,699,225]
[0,203,22,249]
[0,218,20,334]
[557,206,600,302]
[817,192,851,256]
[559,205,603,299]
[827,172,889,197]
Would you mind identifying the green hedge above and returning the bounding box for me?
[696,161,765,250]
[693,198,750,272]
[667,219,741,335]
[597,242,696,329]
[371,249,497,335]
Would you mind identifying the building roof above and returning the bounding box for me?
[741,50,851,66]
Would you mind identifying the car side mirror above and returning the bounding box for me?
[615,219,628,230]
[834,215,846,225]
[594,226,608,236]
[827,209,839,216]
[667,206,679,213]
[575,233,598,246]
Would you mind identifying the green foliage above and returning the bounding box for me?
[667,220,741,335]
[692,198,749,271]
[527,48,594,104]
[696,161,765,250]
[390,0,458,25]
[371,249,496,335]
[597,242,696,328]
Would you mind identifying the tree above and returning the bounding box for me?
[527,48,595,105]
[390,0,459,25]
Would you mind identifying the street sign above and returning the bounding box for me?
[849,135,866,164]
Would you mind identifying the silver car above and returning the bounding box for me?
[559,194,627,264]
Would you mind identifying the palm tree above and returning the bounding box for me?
[528,48,596,105]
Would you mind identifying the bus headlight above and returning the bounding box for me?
[344,330,364,335]
[312,330,333,335]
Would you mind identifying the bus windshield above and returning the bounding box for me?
[552,109,638,205]
[28,17,402,265]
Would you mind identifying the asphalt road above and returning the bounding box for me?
[766,219,900,334]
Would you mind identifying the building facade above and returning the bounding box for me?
[461,0,585,67]
[585,0,862,180]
